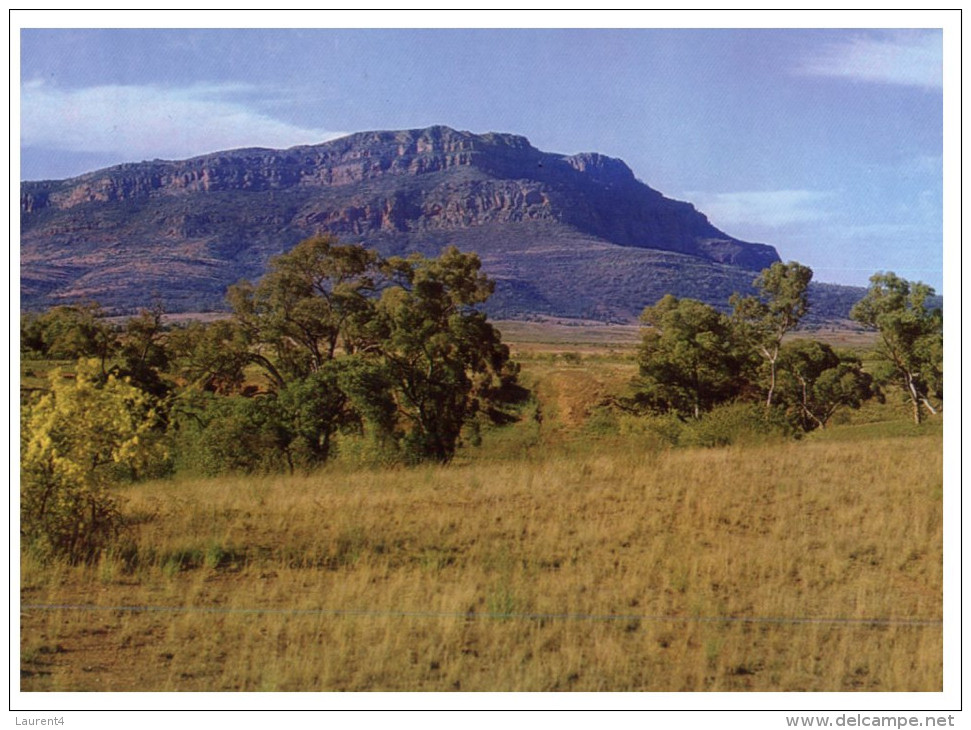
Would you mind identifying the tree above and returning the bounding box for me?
[20,312,46,356]
[635,295,751,419]
[732,261,813,408]
[220,239,517,466]
[331,354,400,454]
[174,370,351,475]
[227,235,381,386]
[850,272,942,424]
[166,319,253,395]
[21,360,167,562]
[375,247,515,462]
[22,303,117,375]
[114,304,171,399]
[170,392,291,475]
[273,365,352,468]
[775,339,877,431]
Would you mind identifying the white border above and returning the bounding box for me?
[7,8,962,723]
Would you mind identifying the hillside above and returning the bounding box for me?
[21,125,863,321]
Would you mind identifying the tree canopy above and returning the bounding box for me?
[731,261,813,408]
[205,237,518,465]
[375,248,514,462]
[632,261,901,434]
[775,339,877,431]
[226,235,381,388]
[850,272,942,424]
[635,295,751,419]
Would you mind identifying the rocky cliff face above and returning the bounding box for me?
[21,126,786,319]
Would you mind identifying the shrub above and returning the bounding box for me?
[619,412,686,448]
[169,393,291,476]
[21,360,167,563]
[679,401,793,448]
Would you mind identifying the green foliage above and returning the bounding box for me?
[20,303,177,404]
[21,303,117,371]
[113,305,171,399]
[678,402,794,448]
[169,392,292,475]
[333,355,400,451]
[850,272,942,424]
[227,234,380,386]
[274,365,351,467]
[630,261,899,439]
[634,295,752,419]
[607,402,792,449]
[21,360,168,562]
[752,261,813,332]
[731,261,813,407]
[376,247,515,463]
[165,319,252,395]
[621,412,687,448]
[775,340,877,431]
[220,239,518,465]
[164,239,521,470]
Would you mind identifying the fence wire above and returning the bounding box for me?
[20,603,943,628]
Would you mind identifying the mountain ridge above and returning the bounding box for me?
[21,125,862,322]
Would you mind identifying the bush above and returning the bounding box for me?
[21,360,167,563]
[619,412,686,448]
[169,393,292,476]
[679,402,794,448]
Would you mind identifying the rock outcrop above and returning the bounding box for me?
[22,125,795,319]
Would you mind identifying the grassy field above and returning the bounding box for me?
[19,328,942,693]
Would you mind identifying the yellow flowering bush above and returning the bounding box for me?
[21,359,167,562]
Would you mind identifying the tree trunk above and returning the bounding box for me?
[764,346,779,409]
[906,374,923,425]
[765,361,776,409]
[797,375,825,430]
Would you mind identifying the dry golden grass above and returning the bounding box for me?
[21,427,942,692]
[495,319,642,350]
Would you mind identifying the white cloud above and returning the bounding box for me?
[797,31,942,90]
[21,81,345,161]
[686,189,834,229]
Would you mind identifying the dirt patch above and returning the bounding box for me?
[541,369,609,429]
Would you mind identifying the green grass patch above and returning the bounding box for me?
[806,417,943,443]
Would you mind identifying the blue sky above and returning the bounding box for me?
[17,16,951,293]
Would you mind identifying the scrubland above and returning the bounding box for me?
[20,337,943,692]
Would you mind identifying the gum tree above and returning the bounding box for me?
[375,247,515,463]
[213,239,519,466]
[227,234,381,386]
[850,272,942,424]
[635,295,751,419]
[732,261,813,408]
[776,339,876,431]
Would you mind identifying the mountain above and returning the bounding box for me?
[20,125,862,322]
